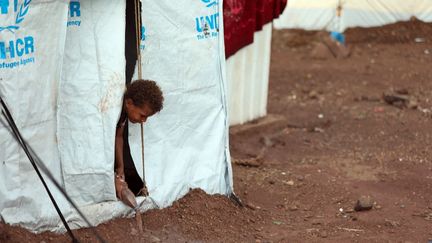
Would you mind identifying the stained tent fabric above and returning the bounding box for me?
[58,0,125,206]
[0,0,70,232]
[0,0,232,232]
[129,0,232,208]
[274,0,432,32]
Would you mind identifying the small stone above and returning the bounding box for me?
[408,99,418,109]
[308,90,319,99]
[273,221,283,225]
[286,180,295,186]
[354,196,374,211]
[289,205,298,211]
[130,228,138,236]
[149,235,161,243]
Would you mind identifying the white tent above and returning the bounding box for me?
[274,0,432,32]
[0,0,232,232]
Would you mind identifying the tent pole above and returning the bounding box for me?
[133,0,145,192]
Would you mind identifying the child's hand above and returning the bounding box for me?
[138,184,149,197]
[114,174,127,199]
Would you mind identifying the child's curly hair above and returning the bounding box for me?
[125,79,164,113]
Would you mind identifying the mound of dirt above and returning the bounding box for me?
[0,189,258,243]
[345,18,432,44]
[272,18,432,51]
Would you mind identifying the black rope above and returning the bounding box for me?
[0,97,106,243]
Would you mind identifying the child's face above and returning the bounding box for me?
[125,98,154,124]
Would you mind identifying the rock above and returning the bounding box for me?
[308,90,319,99]
[149,235,161,243]
[289,205,298,211]
[285,180,295,186]
[382,92,410,109]
[408,99,419,109]
[354,196,374,211]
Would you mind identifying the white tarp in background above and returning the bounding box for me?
[274,0,432,32]
[58,0,125,206]
[0,0,70,232]
[226,23,273,126]
[129,0,232,208]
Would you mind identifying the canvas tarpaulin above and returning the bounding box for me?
[0,0,231,232]
[129,0,232,208]
[274,0,432,31]
[58,0,125,206]
[0,0,70,232]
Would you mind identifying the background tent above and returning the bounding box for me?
[223,0,287,125]
[274,0,432,32]
[0,0,231,232]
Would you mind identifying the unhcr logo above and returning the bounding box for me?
[201,0,218,8]
[0,0,30,33]
[195,0,219,40]
[140,25,145,50]
[67,0,81,27]
[0,0,35,69]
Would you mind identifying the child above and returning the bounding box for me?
[115,79,163,200]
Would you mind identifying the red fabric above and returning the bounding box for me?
[274,0,287,20]
[223,0,288,58]
[223,0,256,58]
[255,0,274,31]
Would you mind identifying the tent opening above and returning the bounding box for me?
[122,0,143,195]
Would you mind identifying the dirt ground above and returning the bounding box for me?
[2,19,432,242]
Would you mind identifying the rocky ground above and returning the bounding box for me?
[2,19,432,242]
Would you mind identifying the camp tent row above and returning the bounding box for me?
[274,0,432,31]
[0,0,232,232]
[224,0,286,125]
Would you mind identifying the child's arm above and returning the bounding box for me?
[114,125,125,178]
